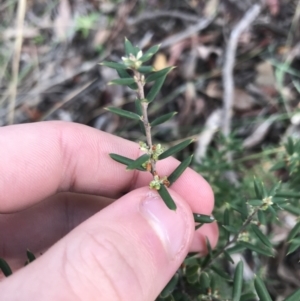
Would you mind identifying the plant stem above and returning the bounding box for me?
[202,206,261,271]
[134,70,156,174]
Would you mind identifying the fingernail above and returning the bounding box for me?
[140,192,189,260]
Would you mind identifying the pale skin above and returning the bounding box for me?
[0,121,218,301]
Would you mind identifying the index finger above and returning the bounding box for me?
[0,121,214,214]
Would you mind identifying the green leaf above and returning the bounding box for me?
[100,61,127,70]
[285,137,294,155]
[124,37,136,56]
[126,154,150,170]
[223,208,230,241]
[158,185,177,210]
[275,191,300,199]
[137,66,154,73]
[109,154,146,171]
[158,139,194,160]
[106,107,141,120]
[199,272,210,291]
[193,213,215,224]
[254,178,263,199]
[26,249,36,263]
[254,275,272,301]
[151,112,177,127]
[270,161,285,171]
[222,225,239,234]
[240,292,258,301]
[287,222,300,241]
[108,78,136,86]
[0,258,12,277]
[287,238,300,255]
[159,272,179,298]
[146,75,167,103]
[251,224,273,248]
[230,203,248,221]
[211,265,231,280]
[232,261,244,301]
[140,44,160,63]
[223,250,235,264]
[168,155,192,186]
[258,210,267,225]
[248,199,263,206]
[284,288,300,301]
[227,244,246,255]
[116,69,138,90]
[146,67,174,83]
[238,241,274,257]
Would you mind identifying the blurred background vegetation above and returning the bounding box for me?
[1,0,300,300]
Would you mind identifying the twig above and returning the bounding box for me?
[160,15,216,49]
[202,206,261,271]
[222,4,261,138]
[133,71,156,174]
[8,0,27,124]
[127,10,200,25]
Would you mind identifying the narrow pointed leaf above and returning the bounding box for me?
[27,249,36,262]
[109,154,146,171]
[284,288,300,301]
[251,224,273,248]
[124,38,135,56]
[151,112,177,127]
[158,185,177,210]
[232,261,244,301]
[223,250,234,264]
[206,237,212,255]
[254,275,272,301]
[238,241,274,257]
[100,61,127,70]
[287,238,300,255]
[223,208,230,241]
[287,222,300,241]
[116,69,138,90]
[286,137,294,155]
[168,155,192,186]
[106,107,140,120]
[159,272,179,298]
[222,225,239,233]
[158,139,194,160]
[241,293,258,301]
[146,67,174,83]
[275,191,300,198]
[227,244,246,255]
[254,178,263,199]
[211,265,230,280]
[0,258,12,277]
[146,75,167,103]
[270,161,285,171]
[258,210,267,225]
[140,44,160,63]
[248,199,263,206]
[193,213,215,224]
[108,78,136,86]
[126,154,150,170]
[137,66,154,73]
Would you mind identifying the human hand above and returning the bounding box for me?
[0,121,218,301]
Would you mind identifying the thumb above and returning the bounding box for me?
[0,187,196,301]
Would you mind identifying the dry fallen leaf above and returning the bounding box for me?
[233,88,255,111]
[256,61,276,87]
[153,53,168,71]
[53,0,73,42]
